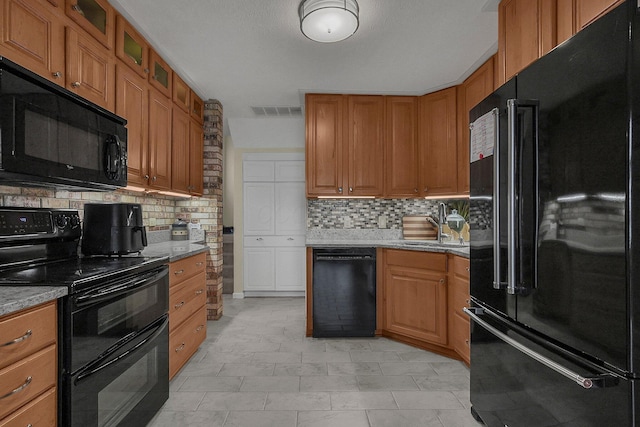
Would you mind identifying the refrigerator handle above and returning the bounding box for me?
[464,308,620,389]
[491,108,503,290]
[507,99,518,295]
[506,99,539,295]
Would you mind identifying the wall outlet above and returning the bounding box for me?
[378,215,387,229]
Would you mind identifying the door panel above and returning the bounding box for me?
[516,6,628,370]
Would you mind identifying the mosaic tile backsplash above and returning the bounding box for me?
[307,198,469,229]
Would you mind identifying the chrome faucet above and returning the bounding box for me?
[437,202,450,243]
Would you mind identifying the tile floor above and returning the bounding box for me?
[148,296,481,427]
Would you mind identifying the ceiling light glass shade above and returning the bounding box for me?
[299,0,359,43]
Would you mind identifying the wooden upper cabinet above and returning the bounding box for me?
[116,63,148,188]
[305,94,344,197]
[149,48,172,98]
[419,87,458,197]
[576,0,623,29]
[347,95,384,197]
[115,14,149,78]
[384,96,419,197]
[457,56,495,194]
[497,0,556,85]
[191,90,204,124]
[65,26,114,111]
[65,0,114,49]
[0,0,65,85]
[171,108,190,193]
[173,72,190,112]
[148,87,172,190]
[557,0,623,45]
[189,120,204,195]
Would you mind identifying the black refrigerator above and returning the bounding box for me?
[468,3,640,426]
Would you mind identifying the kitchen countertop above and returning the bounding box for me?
[0,286,68,318]
[141,240,209,262]
[306,238,469,258]
[0,240,209,318]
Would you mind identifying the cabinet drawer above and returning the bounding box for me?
[451,312,470,362]
[169,252,206,286]
[169,273,206,333]
[0,302,56,370]
[243,235,305,247]
[385,249,447,271]
[0,345,56,420]
[451,255,470,279]
[450,280,470,318]
[169,308,207,379]
[0,386,56,427]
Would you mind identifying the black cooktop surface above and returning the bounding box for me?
[0,255,168,291]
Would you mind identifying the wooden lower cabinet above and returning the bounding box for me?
[0,301,57,425]
[382,249,449,347]
[169,252,207,379]
[380,249,470,363]
[448,255,470,365]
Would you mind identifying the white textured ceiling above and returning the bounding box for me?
[109,0,499,134]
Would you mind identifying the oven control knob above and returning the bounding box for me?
[55,215,68,229]
[69,215,80,229]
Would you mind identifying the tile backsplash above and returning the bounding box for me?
[307,198,468,229]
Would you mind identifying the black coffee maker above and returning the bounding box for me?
[82,203,148,255]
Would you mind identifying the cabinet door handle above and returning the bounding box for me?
[52,71,62,78]
[174,269,184,275]
[152,176,157,181]
[144,68,150,74]
[175,343,185,352]
[195,325,204,332]
[466,267,470,272]
[174,301,185,309]
[0,376,32,400]
[195,289,204,295]
[71,4,82,13]
[1,330,32,347]
[71,81,81,88]
[287,237,294,241]
[144,174,150,180]
[338,187,343,193]
[439,278,445,285]
[196,262,204,267]
[349,187,353,192]
[424,187,429,193]
[414,188,418,193]
[256,238,263,241]
[465,299,471,305]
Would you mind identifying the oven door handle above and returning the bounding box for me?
[74,268,167,308]
[73,314,168,386]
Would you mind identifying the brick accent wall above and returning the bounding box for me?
[201,100,224,319]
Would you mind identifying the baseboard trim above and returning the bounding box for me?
[232,292,245,299]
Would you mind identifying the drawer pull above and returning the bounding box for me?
[287,237,294,241]
[195,325,204,332]
[174,269,185,275]
[1,329,32,347]
[256,238,263,241]
[0,376,32,400]
[174,301,185,309]
[466,267,470,272]
[196,262,204,267]
[465,299,471,305]
[195,289,204,295]
[175,343,185,352]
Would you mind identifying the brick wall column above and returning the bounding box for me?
[202,100,223,319]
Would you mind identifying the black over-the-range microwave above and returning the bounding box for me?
[0,56,127,190]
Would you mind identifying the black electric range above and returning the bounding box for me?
[0,207,170,427]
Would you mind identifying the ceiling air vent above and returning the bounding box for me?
[251,106,303,117]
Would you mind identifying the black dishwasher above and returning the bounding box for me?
[312,247,376,337]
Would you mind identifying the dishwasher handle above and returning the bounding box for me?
[315,255,374,261]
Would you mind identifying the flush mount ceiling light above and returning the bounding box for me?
[299,0,359,43]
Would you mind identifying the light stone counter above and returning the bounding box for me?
[306,229,469,258]
[141,240,209,263]
[0,286,67,317]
